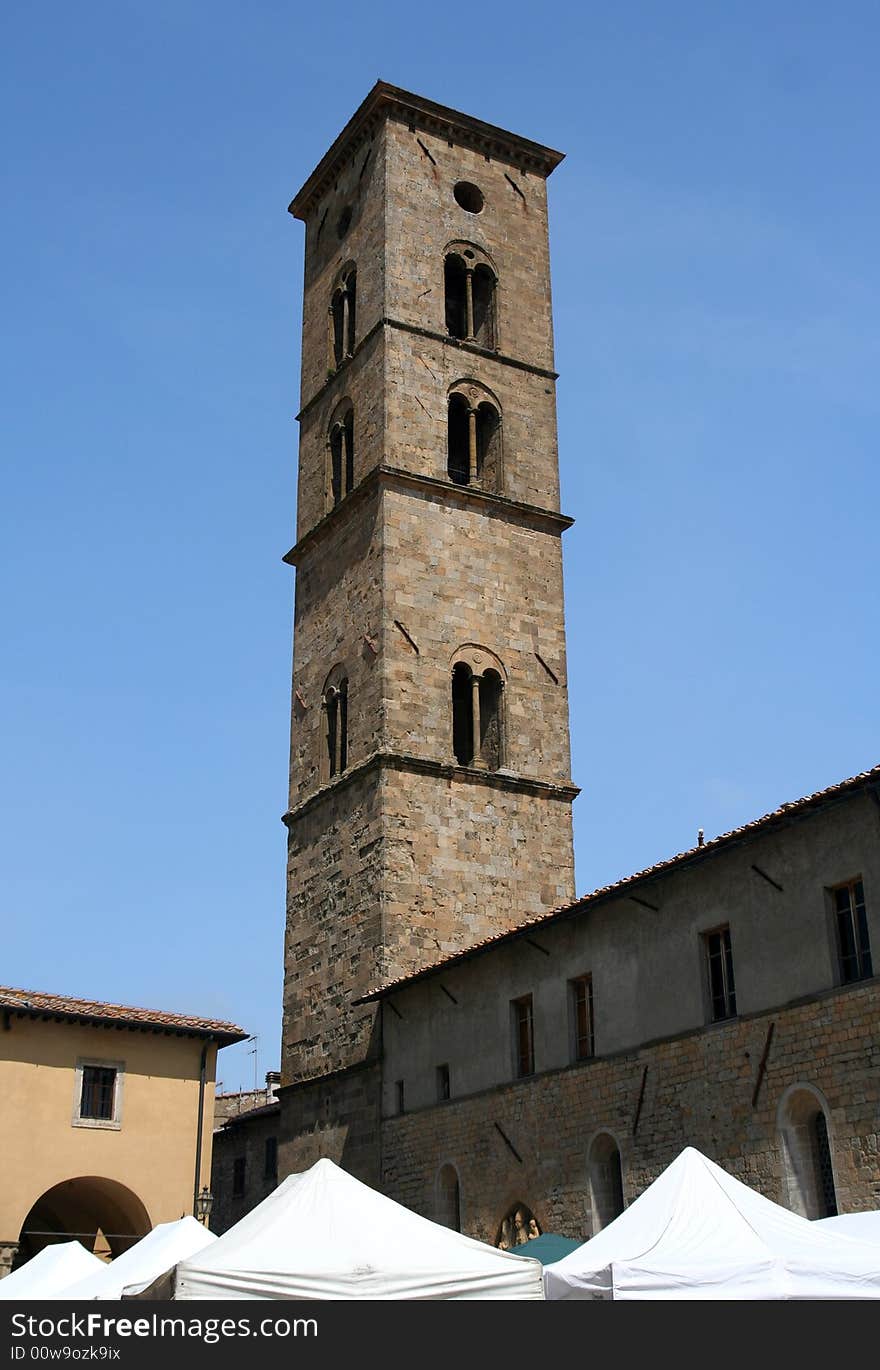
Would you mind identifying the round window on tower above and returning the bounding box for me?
[453,182,484,214]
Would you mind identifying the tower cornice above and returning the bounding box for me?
[296,315,559,424]
[288,81,565,222]
[282,464,574,568]
[282,751,579,829]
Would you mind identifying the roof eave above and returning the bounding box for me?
[288,80,565,221]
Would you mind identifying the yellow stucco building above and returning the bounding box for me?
[0,986,245,1276]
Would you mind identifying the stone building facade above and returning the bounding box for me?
[364,767,880,1240]
[277,83,880,1244]
[0,987,244,1276]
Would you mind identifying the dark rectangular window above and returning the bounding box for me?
[834,879,872,983]
[264,1136,278,1184]
[571,975,594,1061]
[436,1064,450,1102]
[705,926,737,1021]
[395,1080,405,1115]
[232,1156,246,1198]
[512,995,534,1078]
[80,1066,116,1121]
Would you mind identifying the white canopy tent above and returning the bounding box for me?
[816,1212,880,1244]
[134,1157,544,1300]
[62,1217,216,1300]
[544,1147,880,1300]
[0,1242,104,1300]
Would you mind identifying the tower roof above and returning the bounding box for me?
[288,81,565,220]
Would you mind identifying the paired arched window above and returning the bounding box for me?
[321,669,349,781]
[588,1132,625,1231]
[437,1165,461,1232]
[446,385,502,490]
[444,244,497,350]
[329,265,357,369]
[328,402,354,509]
[451,648,505,772]
[778,1086,838,1218]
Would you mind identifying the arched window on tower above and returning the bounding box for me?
[447,393,470,485]
[328,402,355,509]
[322,672,349,781]
[450,648,505,771]
[778,1086,838,1218]
[444,254,468,340]
[443,244,498,349]
[446,385,503,491]
[472,265,496,349]
[329,265,357,369]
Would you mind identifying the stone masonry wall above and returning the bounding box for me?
[381,979,880,1240]
[380,765,575,982]
[381,484,571,782]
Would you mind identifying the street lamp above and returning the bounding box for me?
[196,1185,214,1226]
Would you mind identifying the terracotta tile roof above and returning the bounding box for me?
[0,985,247,1044]
[357,762,880,1003]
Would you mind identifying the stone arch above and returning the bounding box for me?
[587,1130,625,1232]
[15,1176,151,1267]
[446,379,503,493]
[449,646,507,772]
[443,241,498,349]
[777,1083,838,1218]
[435,1163,462,1232]
[321,662,349,781]
[326,396,354,509]
[329,260,357,368]
[494,1200,542,1250]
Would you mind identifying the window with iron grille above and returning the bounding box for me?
[834,879,872,984]
[73,1059,123,1128]
[80,1065,117,1120]
[570,975,594,1061]
[704,926,737,1021]
[232,1156,246,1198]
[511,995,534,1078]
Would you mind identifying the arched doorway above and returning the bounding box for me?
[494,1201,541,1250]
[15,1177,151,1268]
[588,1132,625,1231]
[778,1086,838,1218]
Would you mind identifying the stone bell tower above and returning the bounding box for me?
[279,83,577,1184]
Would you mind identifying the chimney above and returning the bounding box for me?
[265,1071,281,1100]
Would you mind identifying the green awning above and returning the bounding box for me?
[511,1233,582,1265]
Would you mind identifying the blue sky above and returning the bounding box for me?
[2,1,877,1090]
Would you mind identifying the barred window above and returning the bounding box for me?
[80,1065,116,1121]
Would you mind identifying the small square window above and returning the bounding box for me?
[436,1064,451,1102]
[833,879,872,984]
[72,1059,124,1129]
[232,1156,246,1198]
[704,926,736,1022]
[511,995,534,1078]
